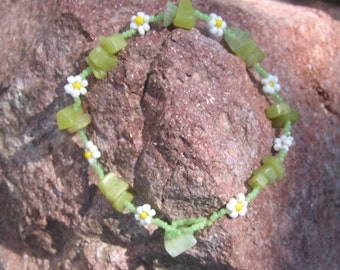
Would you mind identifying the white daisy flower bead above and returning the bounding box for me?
[134,204,156,226]
[261,74,281,94]
[226,193,248,219]
[64,75,88,98]
[208,13,227,37]
[130,12,150,36]
[273,135,294,152]
[84,141,101,164]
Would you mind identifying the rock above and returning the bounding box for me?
[0,0,339,269]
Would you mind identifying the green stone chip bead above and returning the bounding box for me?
[105,178,130,204]
[224,27,265,67]
[224,28,251,54]
[56,105,84,130]
[163,1,178,27]
[272,109,300,128]
[262,156,286,180]
[112,191,134,212]
[266,103,291,119]
[85,56,107,79]
[243,47,265,68]
[66,113,91,133]
[173,0,196,30]
[98,172,129,200]
[164,232,197,257]
[98,172,134,212]
[99,34,127,55]
[254,165,278,185]
[248,172,269,189]
[88,46,118,72]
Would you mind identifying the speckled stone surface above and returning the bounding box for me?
[0,0,339,269]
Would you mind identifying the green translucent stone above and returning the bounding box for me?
[266,103,291,119]
[173,0,196,30]
[224,28,251,53]
[112,191,134,212]
[224,28,265,67]
[272,109,300,128]
[254,165,277,185]
[98,172,133,212]
[98,172,129,201]
[85,56,107,79]
[88,46,118,72]
[56,105,84,130]
[248,172,269,189]
[163,1,178,27]
[99,34,127,55]
[66,113,91,133]
[105,179,130,204]
[236,39,258,59]
[262,156,285,180]
[98,172,115,195]
[244,46,265,67]
[92,68,107,80]
[164,232,197,257]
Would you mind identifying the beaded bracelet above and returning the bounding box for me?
[56,0,299,257]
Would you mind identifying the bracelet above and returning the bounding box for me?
[56,0,299,257]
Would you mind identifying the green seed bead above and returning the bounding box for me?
[56,105,84,130]
[163,1,178,27]
[173,0,196,30]
[88,46,118,72]
[91,162,105,180]
[123,200,136,213]
[248,172,269,189]
[77,129,89,144]
[253,63,269,78]
[224,27,265,67]
[80,67,92,79]
[246,186,261,202]
[149,12,165,24]
[272,109,300,128]
[85,56,107,79]
[112,191,134,212]
[121,29,137,39]
[271,93,285,104]
[194,9,210,22]
[254,165,277,184]
[66,113,91,133]
[99,34,127,55]
[262,156,286,180]
[266,103,291,119]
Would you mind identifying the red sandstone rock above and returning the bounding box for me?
[0,0,339,269]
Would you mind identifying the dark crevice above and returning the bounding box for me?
[58,12,93,42]
[314,82,338,116]
[0,82,10,99]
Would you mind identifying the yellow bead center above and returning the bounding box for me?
[72,82,83,90]
[140,211,148,219]
[235,202,243,212]
[215,18,223,28]
[84,151,92,159]
[135,16,144,26]
[269,81,275,87]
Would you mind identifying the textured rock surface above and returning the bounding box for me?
[0,0,339,269]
